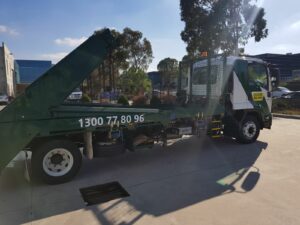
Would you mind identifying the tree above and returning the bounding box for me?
[88,29,128,98]
[119,67,152,96]
[121,28,153,71]
[86,28,153,101]
[180,0,216,57]
[180,0,268,56]
[157,58,179,95]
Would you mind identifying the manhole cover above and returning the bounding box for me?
[79,181,130,206]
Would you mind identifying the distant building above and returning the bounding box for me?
[15,60,52,84]
[254,53,300,82]
[147,71,161,89]
[292,69,300,79]
[0,42,17,96]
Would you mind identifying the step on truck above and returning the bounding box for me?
[0,29,279,184]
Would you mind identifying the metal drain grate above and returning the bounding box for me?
[79,181,130,206]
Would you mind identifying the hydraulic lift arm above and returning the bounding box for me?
[0,29,117,171]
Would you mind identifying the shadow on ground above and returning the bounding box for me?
[0,136,267,225]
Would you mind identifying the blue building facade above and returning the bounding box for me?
[15,60,52,84]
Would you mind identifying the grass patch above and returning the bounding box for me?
[272,98,300,115]
[272,109,300,115]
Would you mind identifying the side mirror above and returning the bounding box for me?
[269,67,280,88]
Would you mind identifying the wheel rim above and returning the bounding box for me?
[242,121,257,139]
[42,148,74,177]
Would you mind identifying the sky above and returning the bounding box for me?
[0,0,300,72]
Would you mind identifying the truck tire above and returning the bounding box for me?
[236,115,260,144]
[31,139,82,184]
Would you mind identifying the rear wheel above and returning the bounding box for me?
[31,139,82,184]
[236,115,260,144]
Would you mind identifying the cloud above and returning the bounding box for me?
[0,25,19,36]
[40,52,68,63]
[256,0,265,7]
[271,43,300,53]
[246,15,300,55]
[54,37,87,47]
[271,44,290,52]
[290,20,300,30]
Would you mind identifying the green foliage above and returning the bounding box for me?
[119,67,152,96]
[272,98,300,113]
[157,58,179,72]
[81,94,91,103]
[87,27,153,98]
[161,95,176,105]
[121,28,154,71]
[132,95,148,106]
[95,27,153,72]
[272,99,289,111]
[117,95,129,106]
[150,95,161,107]
[180,0,268,56]
[157,58,179,94]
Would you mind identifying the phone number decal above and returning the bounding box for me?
[78,114,144,128]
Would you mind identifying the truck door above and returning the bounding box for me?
[248,62,272,112]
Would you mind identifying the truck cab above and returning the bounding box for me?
[193,56,272,111]
[179,55,278,142]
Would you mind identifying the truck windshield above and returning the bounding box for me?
[248,63,268,90]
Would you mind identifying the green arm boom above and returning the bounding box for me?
[0,29,116,170]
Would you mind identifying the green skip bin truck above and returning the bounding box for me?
[0,29,279,184]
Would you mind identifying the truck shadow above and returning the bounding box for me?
[0,137,267,225]
[113,137,267,217]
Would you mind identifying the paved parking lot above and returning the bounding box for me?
[0,117,300,225]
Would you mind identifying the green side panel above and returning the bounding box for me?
[0,29,116,170]
[0,122,39,170]
[27,101,224,138]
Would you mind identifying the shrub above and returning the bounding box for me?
[150,95,161,107]
[119,67,152,96]
[161,95,176,105]
[81,94,91,103]
[117,95,129,106]
[272,98,290,112]
[132,95,147,106]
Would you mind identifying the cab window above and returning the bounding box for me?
[192,66,218,85]
[248,63,268,90]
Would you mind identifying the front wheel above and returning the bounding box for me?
[236,115,260,144]
[31,139,82,184]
